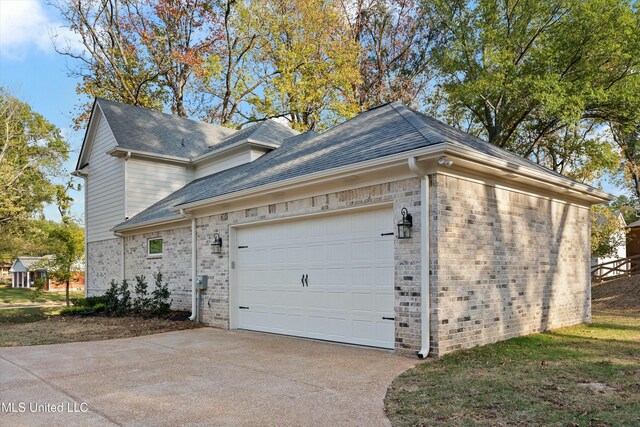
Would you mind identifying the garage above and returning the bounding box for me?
[234,206,395,348]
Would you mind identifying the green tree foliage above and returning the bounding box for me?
[44,221,85,306]
[242,0,361,131]
[55,0,640,191]
[609,195,639,225]
[0,88,70,258]
[612,122,640,199]
[591,204,627,258]
[427,0,640,179]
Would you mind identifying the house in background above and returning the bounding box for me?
[9,256,85,291]
[9,256,50,288]
[74,98,611,357]
[0,262,11,283]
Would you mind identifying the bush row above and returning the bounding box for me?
[67,273,172,317]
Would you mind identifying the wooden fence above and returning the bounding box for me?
[591,254,640,282]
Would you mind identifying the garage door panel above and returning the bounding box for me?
[237,207,395,349]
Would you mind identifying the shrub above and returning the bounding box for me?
[133,275,149,313]
[93,303,106,312]
[70,297,84,307]
[60,306,91,316]
[86,296,108,307]
[102,273,172,316]
[104,280,120,314]
[150,273,172,315]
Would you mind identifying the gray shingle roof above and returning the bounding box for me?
[204,120,299,155]
[114,102,590,230]
[97,98,237,158]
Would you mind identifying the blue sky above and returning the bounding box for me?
[0,1,627,227]
[0,0,87,223]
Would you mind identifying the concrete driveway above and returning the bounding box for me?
[0,328,416,426]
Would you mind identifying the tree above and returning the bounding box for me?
[54,0,219,125]
[609,194,639,225]
[342,0,441,109]
[426,0,640,178]
[612,122,640,199]
[591,204,626,258]
[0,88,70,258]
[244,0,361,131]
[45,220,85,306]
[197,0,270,126]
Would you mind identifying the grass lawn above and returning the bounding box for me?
[0,284,84,305]
[385,279,640,426]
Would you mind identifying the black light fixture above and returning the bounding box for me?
[211,233,223,254]
[397,207,413,239]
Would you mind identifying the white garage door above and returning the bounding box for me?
[236,207,395,349]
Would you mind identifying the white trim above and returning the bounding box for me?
[191,139,280,163]
[147,237,164,257]
[106,147,191,164]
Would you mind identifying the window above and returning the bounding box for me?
[148,238,163,257]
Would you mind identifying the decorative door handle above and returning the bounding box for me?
[304,274,308,287]
[301,274,305,287]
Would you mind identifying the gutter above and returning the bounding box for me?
[408,157,431,358]
[179,209,198,321]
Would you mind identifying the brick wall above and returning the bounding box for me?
[429,174,591,356]
[86,238,122,296]
[194,178,423,353]
[97,173,592,357]
[123,227,193,311]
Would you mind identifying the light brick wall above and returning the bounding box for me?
[86,238,122,296]
[429,174,591,356]
[123,227,193,311]
[194,178,423,353]
[93,172,592,357]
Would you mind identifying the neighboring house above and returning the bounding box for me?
[591,211,627,277]
[74,98,611,357]
[9,256,51,289]
[0,262,11,282]
[9,256,85,291]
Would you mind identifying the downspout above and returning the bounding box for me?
[408,157,431,358]
[116,151,132,283]
[179,209,198,321]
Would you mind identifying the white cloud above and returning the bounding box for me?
[0,0,81,60]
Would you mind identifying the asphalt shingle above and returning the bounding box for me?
[97,98,237,158]
[114,102,587,231]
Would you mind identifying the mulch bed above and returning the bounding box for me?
[0,311,202,347]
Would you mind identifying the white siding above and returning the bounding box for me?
[126,158,194,218]
[194,149,255,179]
[86,113,125,242]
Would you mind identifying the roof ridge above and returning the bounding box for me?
[388,102,436,144]
[96,97,232,131]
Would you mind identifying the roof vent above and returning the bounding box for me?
[181,138,185,147]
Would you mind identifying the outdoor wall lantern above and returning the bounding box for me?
[211,233,223,254]
[397,208,413,239]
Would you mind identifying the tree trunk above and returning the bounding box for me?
[66,280,70,306]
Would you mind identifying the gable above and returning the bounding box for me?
[75,102,119,172]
